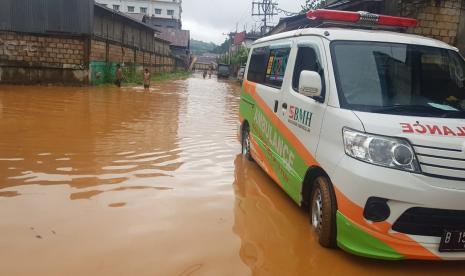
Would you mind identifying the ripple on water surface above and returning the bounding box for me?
[1,76,461,275]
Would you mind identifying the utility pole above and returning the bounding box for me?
[252,0,278,35]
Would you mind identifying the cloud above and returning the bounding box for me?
[183,19,226,44]
[183,0,304,44]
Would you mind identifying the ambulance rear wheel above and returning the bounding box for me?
[241,125,253,161]
[310,176,337,248]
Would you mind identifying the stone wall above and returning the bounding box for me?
[398,0,464,50]
[0,31,89,85]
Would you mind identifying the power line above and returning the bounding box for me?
[275,6,301,17]
[252,0,278,35]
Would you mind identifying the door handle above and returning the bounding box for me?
[282,103,288,109]
[274,100,279,113]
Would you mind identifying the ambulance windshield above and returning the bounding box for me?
[331,41,465,118]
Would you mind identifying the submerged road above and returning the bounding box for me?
[0,75,463,275]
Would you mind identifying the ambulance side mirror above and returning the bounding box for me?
[299,70,322,100]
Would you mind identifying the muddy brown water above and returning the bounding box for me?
[0,75,463,275]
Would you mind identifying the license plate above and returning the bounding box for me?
[439,230,465,252]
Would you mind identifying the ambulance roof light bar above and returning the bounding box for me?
[306,9,418,28]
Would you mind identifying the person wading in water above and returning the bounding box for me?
[143,69,151,90]
[115,64,123,88]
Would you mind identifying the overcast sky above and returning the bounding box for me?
[183,0,306,44]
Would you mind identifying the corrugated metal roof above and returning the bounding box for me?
[155,27,190,48]
[95,4,161,34]
[0,0,93,35]
[124,13,146,23]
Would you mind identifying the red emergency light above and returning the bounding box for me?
[306,9,417,28]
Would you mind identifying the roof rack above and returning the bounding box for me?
[306,9,417,31]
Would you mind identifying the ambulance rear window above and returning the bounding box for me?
[247,47,269,84]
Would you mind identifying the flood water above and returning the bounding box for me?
[0,74,463,275]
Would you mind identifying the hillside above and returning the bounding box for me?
[190,39,218,55]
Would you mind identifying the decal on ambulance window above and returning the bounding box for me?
[264,48,290,88]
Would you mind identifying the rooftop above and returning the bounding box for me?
[95,4,161,34]
[155,27,190,48]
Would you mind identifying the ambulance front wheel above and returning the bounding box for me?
[310,176,337,248]
[241,124,253,161]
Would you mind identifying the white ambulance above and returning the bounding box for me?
[239,9,465,260]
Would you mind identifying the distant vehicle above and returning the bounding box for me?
[237,66,246,82]
[217,64,230,78]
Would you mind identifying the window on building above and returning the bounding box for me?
[155,8,162,15]
[113,5,120,11]
[292,47,323,95]
[247,47,269,84]
[127,6,135,12]
[140,7,148,14]
[264,48,291,88]
[167,9,174,16]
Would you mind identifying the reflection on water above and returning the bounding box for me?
[233,157,465,275]
[0,82,185,191]
[0,75,463,275]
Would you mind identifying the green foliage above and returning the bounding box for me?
[230,46,249,67]
[118,68,190,86]
[190,38,231,55]
[216,46,249,67]
[301,0,327,12]
[190,39,218,55]
[217,54,229,65]
[213,38,231,54]
[151,70,191,82]
[122,65,143,84]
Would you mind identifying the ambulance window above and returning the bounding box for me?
[292,47,321,92]
[247,47,269,84]
[264,48,291,88]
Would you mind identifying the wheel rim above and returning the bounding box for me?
[312,188,323,232]
[242,130,250,156]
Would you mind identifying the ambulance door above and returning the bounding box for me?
[246,44,292,175]
[279,38,328,167]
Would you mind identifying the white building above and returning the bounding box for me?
[96,0,182,20]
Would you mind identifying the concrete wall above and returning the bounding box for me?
[95,0,182,19]
[0,31,89,85]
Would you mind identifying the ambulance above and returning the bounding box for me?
[239,9,465,260]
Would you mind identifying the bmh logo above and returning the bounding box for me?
[288,105,312,132]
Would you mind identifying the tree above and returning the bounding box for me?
[230,46,249,67]
[213,38,231,54]
[301,0,327,12]
[216,46,249,66]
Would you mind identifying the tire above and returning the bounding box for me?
[310,176,337,248]
[241,125,253,161]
